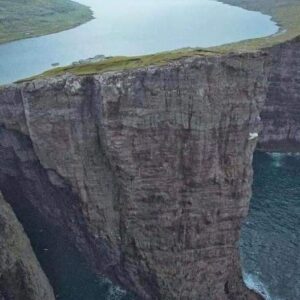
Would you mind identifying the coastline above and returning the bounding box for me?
[243,272,274,300]
[0,17,94,46]
[0,0,94,45]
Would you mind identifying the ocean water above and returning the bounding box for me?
[0,0,278,84]
[0,1,293,297]
[30,226,134,300]
[9,200,135,300]
[17,152,299,300]
[240,151,300,300]
[5,154,299,300]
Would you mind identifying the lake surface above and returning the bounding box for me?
[0,0,278,85]
[240,152,300,300]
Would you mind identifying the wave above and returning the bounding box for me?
[243,272,282,300]
[100,277,128,300]
[266,152,300,167]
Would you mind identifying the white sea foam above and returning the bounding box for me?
[107,285,127,300]
[267,151,300,167]
[100,277,127,300]
[267,152,300,157]
[267,152,284,167]
[242,272,282,300]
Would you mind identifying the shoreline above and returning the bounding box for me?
[0,17,95,46]
[1,0,297,86]
[0,0,94,45]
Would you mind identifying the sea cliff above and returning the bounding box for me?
[0,27,300,300]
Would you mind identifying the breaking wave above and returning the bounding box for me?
[243,272,277,300]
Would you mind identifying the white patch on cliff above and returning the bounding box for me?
[249,132,259,140]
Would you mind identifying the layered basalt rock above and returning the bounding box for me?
[259,36,300,151]
[0,52,268,299]
[0,37,299,300]
[0,192,55,300]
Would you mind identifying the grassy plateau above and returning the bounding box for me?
[0,0,93,44]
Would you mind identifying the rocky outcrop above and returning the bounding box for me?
[0,52,269,299]
[0,192,55,300]
[258,36,300,151]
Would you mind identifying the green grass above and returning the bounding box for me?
[0,0,93,44]
[213,0,300,51]
[17,49,221,82]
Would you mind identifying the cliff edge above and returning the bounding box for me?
[1,0,300,298]
[0,51,269,299]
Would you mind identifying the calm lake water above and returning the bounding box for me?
[241,152,300,300]
[0,0,278,84]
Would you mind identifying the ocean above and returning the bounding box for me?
[240,151,300,300]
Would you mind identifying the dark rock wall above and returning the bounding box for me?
[259,37,300,151]
[0,36,299,300]
[0,53,268,299]
[0,192,55,300]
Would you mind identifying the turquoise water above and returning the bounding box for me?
[240,152,300,300]
[0,0,278,84]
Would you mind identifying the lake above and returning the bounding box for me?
[0,0,278,85]
[0,2,289,299]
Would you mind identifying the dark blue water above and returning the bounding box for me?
[11,153,299,300]
[240,152,300,300]
[29,225,134,300]
[11,199,134,300]
[28,151,300,300]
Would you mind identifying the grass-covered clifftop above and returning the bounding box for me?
[0,0,93,44]
[20,49,218,81]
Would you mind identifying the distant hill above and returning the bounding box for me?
[215,0,300,50]
[223,0,299,14]
[0,0,93,44]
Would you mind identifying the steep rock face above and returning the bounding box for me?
[259,37,300,151]
[0,192,55,300]
[0,53,268,299]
